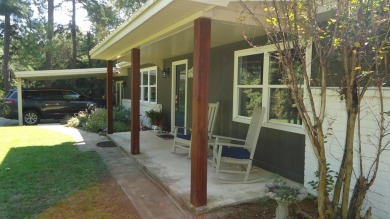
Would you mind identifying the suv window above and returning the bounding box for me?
[24,90,62,100]
[62,91,82,100]
[7,91,17,99]
[43,91,62,100]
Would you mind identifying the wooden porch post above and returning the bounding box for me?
[190,17,211,207]
[131,48,140,155]
[106,60,114,134]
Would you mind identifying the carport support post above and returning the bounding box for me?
[190,17,210,207]
[17,77,23,126]
[106,60,114,134]
[131,48,140,155]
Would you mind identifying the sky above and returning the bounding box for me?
[54,1,91,32]
[0,1,92,32]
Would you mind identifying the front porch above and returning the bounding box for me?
[107,130,299,214]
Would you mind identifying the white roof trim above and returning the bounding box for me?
[190,0,231,7]
[91,0,174,59]
[15,68,111,80]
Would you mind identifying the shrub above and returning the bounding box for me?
[66,116,80,127]
[66,106,131,133]
[65,111,89,128]
[114,105,131,124]
[113,106,130,132]
[114,122,130,132]
[145,109,164,127]
[84,108,107,132]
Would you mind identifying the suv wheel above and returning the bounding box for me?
[23,110,40,125]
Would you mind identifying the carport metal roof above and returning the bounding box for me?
[14,67,124,126]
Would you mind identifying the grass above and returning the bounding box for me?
[0,126,120,218]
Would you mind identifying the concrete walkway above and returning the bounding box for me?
[37,125,191,219]
[94,143,191,219]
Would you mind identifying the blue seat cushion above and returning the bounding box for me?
[221,146,250,159]
[177,134,191,140]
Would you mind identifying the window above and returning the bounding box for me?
[140,67,157,103]
[233,44,310,131]
[63,91,81,100]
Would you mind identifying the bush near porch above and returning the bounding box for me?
[66,105,131,133]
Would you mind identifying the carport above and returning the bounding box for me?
[14,67,123,126]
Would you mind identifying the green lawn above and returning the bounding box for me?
[0,126,107,218]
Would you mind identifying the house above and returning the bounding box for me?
[90,0,390,217]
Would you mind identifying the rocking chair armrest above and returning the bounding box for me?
[213,135,245,143]
[215,142,248,148]
[173,126,192,136]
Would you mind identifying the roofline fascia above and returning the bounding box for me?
[90,0,174,60]
[15,68,108,78]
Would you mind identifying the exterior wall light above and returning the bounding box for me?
[162,68,170,78]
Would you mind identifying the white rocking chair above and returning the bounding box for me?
[172,102,219,157]
[213,107,266,183]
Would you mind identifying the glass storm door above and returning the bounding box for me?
[175,64,187,134]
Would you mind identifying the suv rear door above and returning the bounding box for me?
[27,90,66,118]
[61,90,92,115]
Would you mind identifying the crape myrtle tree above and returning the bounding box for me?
[239,0,389,218]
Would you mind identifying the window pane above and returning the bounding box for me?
[142,72,148,85]
[143,87,148,101]
[150,70,157,85]
[150,87,156,102]
[238,54,263,85]
[269,88,301,124]
[63,91,80,100]
[269,50,304,85]
[238,88,262,117]
[269,54,284,85]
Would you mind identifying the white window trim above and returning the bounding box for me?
[140,66,158,104]
[233,43,312,134]
[115,81,124,105]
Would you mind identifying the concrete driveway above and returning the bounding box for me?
[0,117,18,126]
[0,117,61,126]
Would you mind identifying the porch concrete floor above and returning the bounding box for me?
[107,131,296,214]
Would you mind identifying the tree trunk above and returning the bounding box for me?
[87,31,92,68]
[2,11,11,94]
[348,176,369,219]
[317,156,329,219]
[341,110,357,218]
[46,0,54,70]
[71,0,77,68]
[340,46,360,218]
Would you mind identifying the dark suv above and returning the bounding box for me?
[1,88,100,125]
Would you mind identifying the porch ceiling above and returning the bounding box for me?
[90,0,267,63]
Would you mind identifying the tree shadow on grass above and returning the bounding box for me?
[0,143,107,218]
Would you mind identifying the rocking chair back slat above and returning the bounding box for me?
[245,107,266,159]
